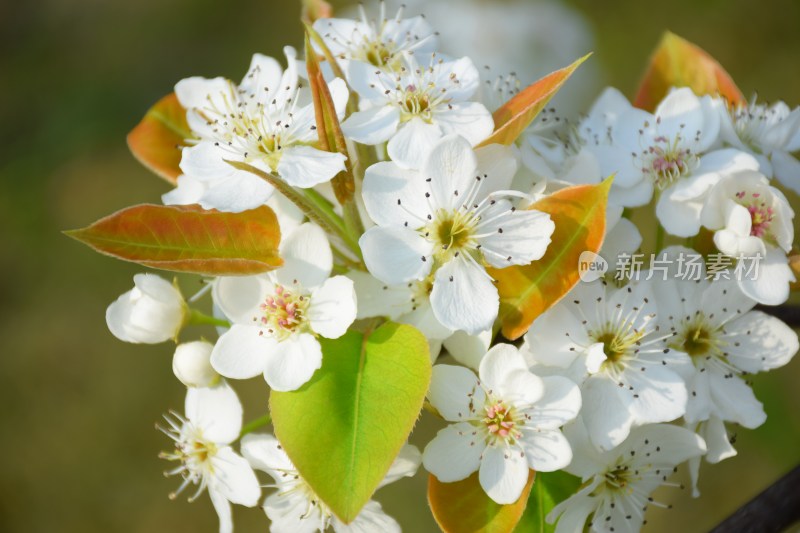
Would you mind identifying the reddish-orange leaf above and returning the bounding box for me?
[66,204,282,275]
[490,179,611,340]
[478,55,589,147]
[127,93,192,185]
[634,31,745,112]
[428,471,536,533]
[789,250,800,291]
[301,0,333,24]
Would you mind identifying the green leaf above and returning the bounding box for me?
[270,322,431,522]
[428,471,536,533]
[513,471,581,532]
[66,204,282,275]
[127,93,192,184]
[490,178,611,340]
[478,55,589,147]
[634,31,745,112]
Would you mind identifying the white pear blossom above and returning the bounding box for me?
[173,340,221,388]
[598,87,722,209]
[548,421,706,533]
[313,2,438,73]
[423,344,581,504]
[241,433,420,532]
[359,135,554,334]
[106,273,186,344]
[211,223,356,391]
[159,381,260,533]
[175,47,348,212]
[651,273,798,428]
[718,96,800,195]
[342,52,493,168]
[524,280,690,451]
[701,169,795,304]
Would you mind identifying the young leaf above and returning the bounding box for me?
[478,55,589,147]
[301,0,333,25]
[490,178,611,340]
[270,322,431,523]
[513,471,581,532]
[127,93,192,184]
[634,31,745,112]
[428,471,536,533]
[66,204,282,275]
[305,33,356,205]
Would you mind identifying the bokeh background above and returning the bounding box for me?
[1,0,799,531]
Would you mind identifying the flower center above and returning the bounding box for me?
[424,208,479,264]
[735,190,774,239]
[158,418,217,501]
[482,400,522,444]
[670,314,726,363]
[644,135,696,190]
[602,465,633,492]
[400,85,433,121]
[259,284,311,340]
[590,324,644,371]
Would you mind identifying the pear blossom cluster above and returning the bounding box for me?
[95,2,800,533]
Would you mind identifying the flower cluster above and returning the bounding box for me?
[85,3,800,533]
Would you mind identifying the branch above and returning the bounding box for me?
[710,465,800,533]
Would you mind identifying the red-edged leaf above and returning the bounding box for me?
[301,0,333,24]
[305,33,355,204]
[127,93,192,184]
[66,204,282,275]
[478,55,589,147]
[634,31,745,112]
[428,471,536,533]
[490,179,611,340]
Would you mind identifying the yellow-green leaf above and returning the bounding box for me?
[270,322,431,523]
[513,471,581,532]
[428,471,536,533]
[634,31,745,112]
[127,93,192,184]
[65,204,282,275]
[478,55,589,147]
[490,179,611,340]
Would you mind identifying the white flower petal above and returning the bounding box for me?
[400,300,453,340]
[430,256,499,335]
[360,226,434,284]
[626,364,688,425]
[526,376,582,429]
[423,422,484,482]
[213,275,271,324]
[308,275,357,338]
[275,223,333,289]
[770,150,800,196]
[703,416,738,464]
[378,444,422,489]
[208,487,234,533]
[428,364,484,422]
[361,161,429,228]
[708,372,766,429]
[263,333,322,391]
[477,206,554,268]
[724,311,798,372]
[211,325,275,380]
[210,446,261,506]
[185,381,243,444]
[423,134,478,211]
[264,491,322,533]
[347,270,414,320]
[240,433,295,479]
[433,102,494,146]
[474,144,519,196]
[162,174,206,206]
[581,376,635,451]
[333,500,401,533]
[478,445,530,505]
[737,246,794,306]
[443,329,492,370]
[387,117,444,169]
[277,145,347,188]
[341,105,401,144]
[520,429,573,472]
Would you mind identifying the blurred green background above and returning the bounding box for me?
[1,0,799,531]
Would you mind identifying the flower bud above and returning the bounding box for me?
[106,274,186,344]
[172,341,219,388]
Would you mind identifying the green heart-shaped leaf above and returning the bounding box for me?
[270,322,431,522]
